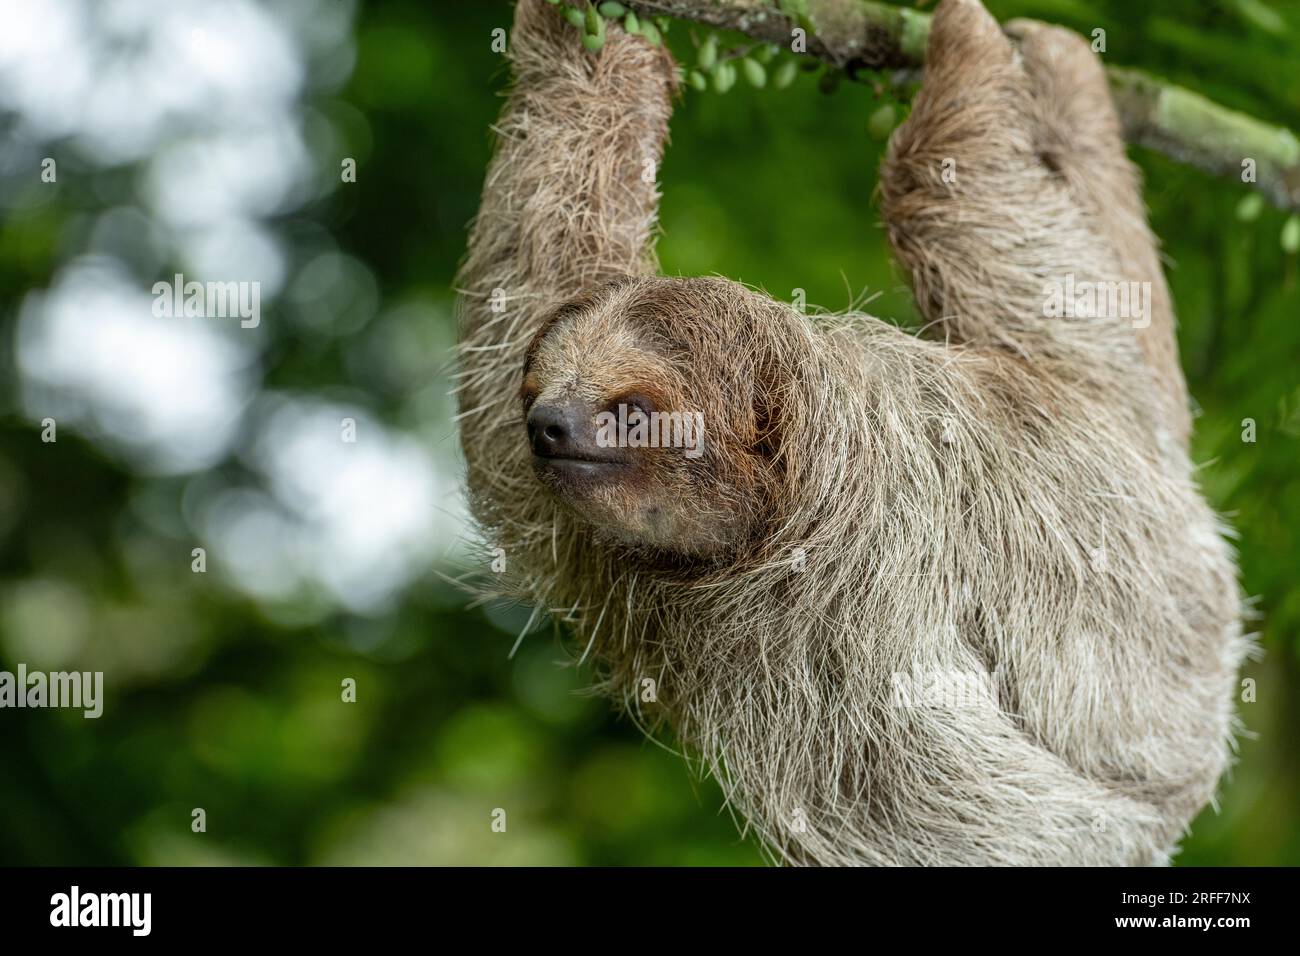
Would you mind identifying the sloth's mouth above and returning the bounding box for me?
[533,453,632,487]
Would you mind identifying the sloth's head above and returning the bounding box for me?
[520,276,781,558]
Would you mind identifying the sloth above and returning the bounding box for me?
[456,0,1248,865]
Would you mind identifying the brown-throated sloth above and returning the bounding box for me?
[456,0,1247,865]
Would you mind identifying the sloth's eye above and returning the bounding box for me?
[521,386,539,414]
[606,391,657,419]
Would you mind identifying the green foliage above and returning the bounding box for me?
[688,31,803,97]
[1236,192,1265,221]
[697,36,718,71]
[1,0,1297,867]
[867,102,897,141]
[712,61,737,94]
[1282,215,1300,253]
[639,18,662,46]
[773,59,799,90]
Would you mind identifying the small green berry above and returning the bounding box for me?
[713,61,737,93]
[867,103,897,140]
[698,36,718,71]
[1235,193,1264,222]
[1282,214,1300,253]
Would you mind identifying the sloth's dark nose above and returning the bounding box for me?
[527,398,591,459]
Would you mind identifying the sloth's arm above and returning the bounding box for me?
[879,0,1188,440]
[859,683,1171,865]
[457,0,676,472]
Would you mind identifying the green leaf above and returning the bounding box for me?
[564,6,585,28]
[713,61,736,94]
[1235,0,1286,35]
[598,1,626,16]
[1235,193,1265,222]
[867,103,897,141]
[623,11,640,34]
[584,3,601,34]
[698,36,718,71]
[1282,215,1300,254]
[773,59,798,89]
[688,70,708,92]
[741,58,767,89]
[640,19,661,45]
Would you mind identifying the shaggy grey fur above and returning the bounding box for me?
[455,0,1248,865]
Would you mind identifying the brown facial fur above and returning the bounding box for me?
[521,277,780,557]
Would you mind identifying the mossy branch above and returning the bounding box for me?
[622,0,1300,211]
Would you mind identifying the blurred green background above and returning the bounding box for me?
[0,0,1296,866]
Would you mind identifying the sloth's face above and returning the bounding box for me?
[520,277,774,558]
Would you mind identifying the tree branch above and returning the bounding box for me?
[624,0,1300,211]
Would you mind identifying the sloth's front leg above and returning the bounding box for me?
[879,0,1185,439]
[457,0,678,520]
[1002,16,1190,442]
